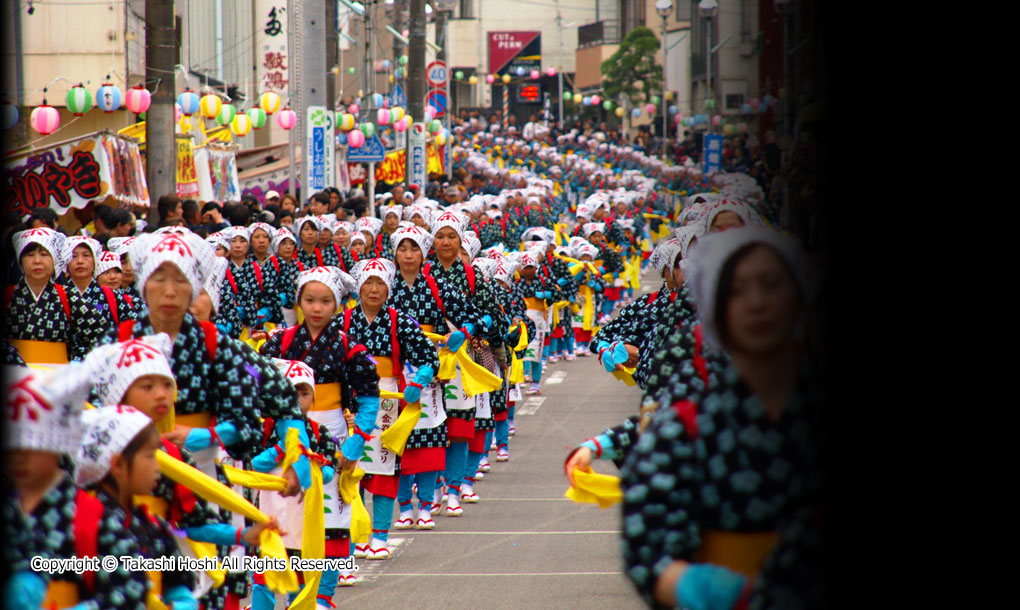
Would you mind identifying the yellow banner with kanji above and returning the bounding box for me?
[176,137,199,198]
[375,145,445,185]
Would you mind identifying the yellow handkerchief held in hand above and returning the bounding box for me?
[288,427,325,610]
[380,401,422,455]
[154,450,299,593]
[611,365,638,387]
[184,539,226,587]
[565,467,623,508]
[453,343,504,396]
[339,467,372,543]
[222,464,288,492]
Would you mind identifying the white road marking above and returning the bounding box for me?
[351,537,410,584]
[516,396,546,415]
[544,370,568,385]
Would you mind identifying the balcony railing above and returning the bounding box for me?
[578,20,621,48]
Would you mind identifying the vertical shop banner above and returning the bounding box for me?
[3,131,149,217]
[408,123,427,188]
[176,137,200,198]
[306,106,335,191]
[257,1,289,98]
[703,134,723,175]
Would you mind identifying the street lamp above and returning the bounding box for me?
[698,0,718,133]
[656,0,672,159]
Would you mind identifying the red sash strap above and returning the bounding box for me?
[422,272,448,319]
[225,268,239,295]
[73,489,103,593]
[693,323,709,388]
[53,283,71,320]
[270,255,281,274]
[159,438,197,524]
[388,307,405,391]
[100,285,119,326]
[333,244,347,272]
[252,262,264,292]
[315,248,325,267]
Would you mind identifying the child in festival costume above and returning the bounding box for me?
[259,265,381,575]
[77,405,199,609]
[252,359,344,609]
[488,257,534,461]
[107,236,144,309]
[514,250,560,395]
[387,225,485,529]
[2,367,151,610]
[3,228,109,364]
[346,258,438,556]
[567,241,605,357]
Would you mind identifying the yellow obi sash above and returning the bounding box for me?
[524,297,547,313]
[42,581,79,609]
[134,494,169,519]
[10,338,68,364]
[419,324,434,334]
[593,259,604,269]
[694,530,781,578]
[175,413,212,428]
[374,356,396,379]
[311,382,342,412]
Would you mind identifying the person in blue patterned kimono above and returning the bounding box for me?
[3,228,110,364]
[3,367,150,610]
[272,229,301,326]
[222,227,262,330]
[247,222,287,327]
[374,205,402,260]
[345,258,439,558]
[294,216,337,270]
[95,249,142,315]
[59,236,136,331]
[107,236,145,311]
[619,227,825,610]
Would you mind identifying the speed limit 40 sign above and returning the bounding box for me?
[426,61,448,88]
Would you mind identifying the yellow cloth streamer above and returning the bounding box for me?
[380,389,405,401]
[338,467,372,543]
[508,322,528,385]
[564,467,623,508]
[285,428,325,610]
[222,464,287,492]
[379,401,422,456]
[449,343,504,396]
[147,593,168,610]
[611,365,638,386]
[153,451,299,593]
[184,538,226,587]
[578,284,596,331]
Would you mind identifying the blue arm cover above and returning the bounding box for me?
[164,585,199,610]
[447,330,466,352]
[256,306,272,323]
[322,466,336,484]
[414,365,435,386]
[184,421,240,452]
[579,433,618,461]
[215,321,232,335]
[251,445,283,473]
[675,564,748,610]
[341,395,380,461]
[482,314,493,329]
[557,277,568,286]
[276,419,312,489]
[184,523,241,547]
[4,572,47,608]
[463,322,476,336]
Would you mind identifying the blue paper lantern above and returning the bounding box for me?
[382,59,391,69]
[668,105,679,115]
[95,83,123,113]
[176,89,200,116]
[632,108,641,118]
[515,66,525,76]
[1,104,18,130]
[372,93,384,107]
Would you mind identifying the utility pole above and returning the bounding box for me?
[363,0,374,98]
[145,0,177,223]
[405,0,425,188]
[392,0,405,90]
[434,6,451,180]
[303,0,327,196]
[326,0,338,107]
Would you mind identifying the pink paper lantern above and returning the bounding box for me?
[378,108,391,125]
[349,104,360,115]
[546,67,556,77]
[348,129,365,148]
[394,116,409,132]
[486,74,496,84]
[530,70,540,80]
[125,85,152,115]
[674,114,683,123]
[645,103,656,114]
[423,105,435,121]
[591,95,600,105]
[276,108,297,130]
[30,104,60,135]
[712,114,722,126]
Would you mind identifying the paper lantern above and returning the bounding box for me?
[428,119,442,133]
[337,131,348,145]
[382,60,391,69]
[581,96,589,106]
[665,91,674,101]
[175,103,183,123]
[758,102,768,113]
[95,83,123,113]
[515,66,525,76]
[405,115,413,128]
[372,93,384,108]
[602,100,613,110]
[711,115,721,126]
[394,116,408,132]
[338,113,355,131]
[668,105,679,115]
[455,70,464,80]
[200,94,222,119]
[66,84,92,116]
[674,113,683,123]
[177,89,199,115]
[423,105,435,121]
[360,122,375,138]
[501,74,511,84]
[632,108,642,118]
[231,113,252,136]
[590,95,600,105]
[563,91,572,101]
[530,70,540,80]
[705,98,716,110]
[723,124,734,135]
[486,74,495,84]
[216,104,236,125]
[436,130,448,146]
[125,85,151,115]
[469,75,478,85]
[391,106,405,123]
[383,96,391,108]
[651,95,661,105]
[348,66,357,75]
[389,74,395,84]
[30,104,60,135]
[645,103,656,114]
[349,103,360,116]
[260,91,281,114]
[749,98,760,108]
[546,67,556,77]
[277,108,297,129]
[1,104,18,130]
[247,107,267,129]
[614,107,624,118]
[400,55,409,66]
[348,129,365,148]
[378,108,391,125]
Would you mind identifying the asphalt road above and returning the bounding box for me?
[328,274,659,609]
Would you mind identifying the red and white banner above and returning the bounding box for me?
[488,31,541,74]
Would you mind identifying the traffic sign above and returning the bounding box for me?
[390,84,407,108]
[348,134,386,162]
[425,89,448,118]
[426,61,448,88]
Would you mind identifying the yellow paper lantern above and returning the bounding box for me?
[231,113,252,136]
[260,91,282,115]
[389,74,395,84]
[665,91,675,102]
[391,107,405,123]
[199,94,222,120]
[614,107,624,117]
[501,74,511,84]
[469,75,478,85]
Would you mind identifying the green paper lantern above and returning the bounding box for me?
[455,70,465,80]
[360,122,375,137]
[348,66,357,75]
[216,103,236,126]
[428,119,442,133]
[400,55,409,66]
[602,100,613,110]
[563,91,572,101]
[247,107,267,129]
[66,85,92,116]
[705,98,716,110]
[651,95,661,105]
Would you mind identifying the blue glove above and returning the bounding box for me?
[278,292,289,307]
[596,342,616,373]
[588,280,599,289]
[463,322,476,336]
[322,466,336,484]
[403,384,422,404]
[256,306,272,324]
[675,564,748,610]
[536,291,547,299]
[557,277,569,287]
[185,523,244,547]
[276,419,312,489]
[341,395,380,461]
[185,421,240,452]
[414,365,435,386]
[447,330,467,352]
[482,314,493,330]
[251,445,283,473]
[164,585,199,610]
[4,572,47,608]
[598,266,606,274]
[236,305,246,320]
[215,321,232,335]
